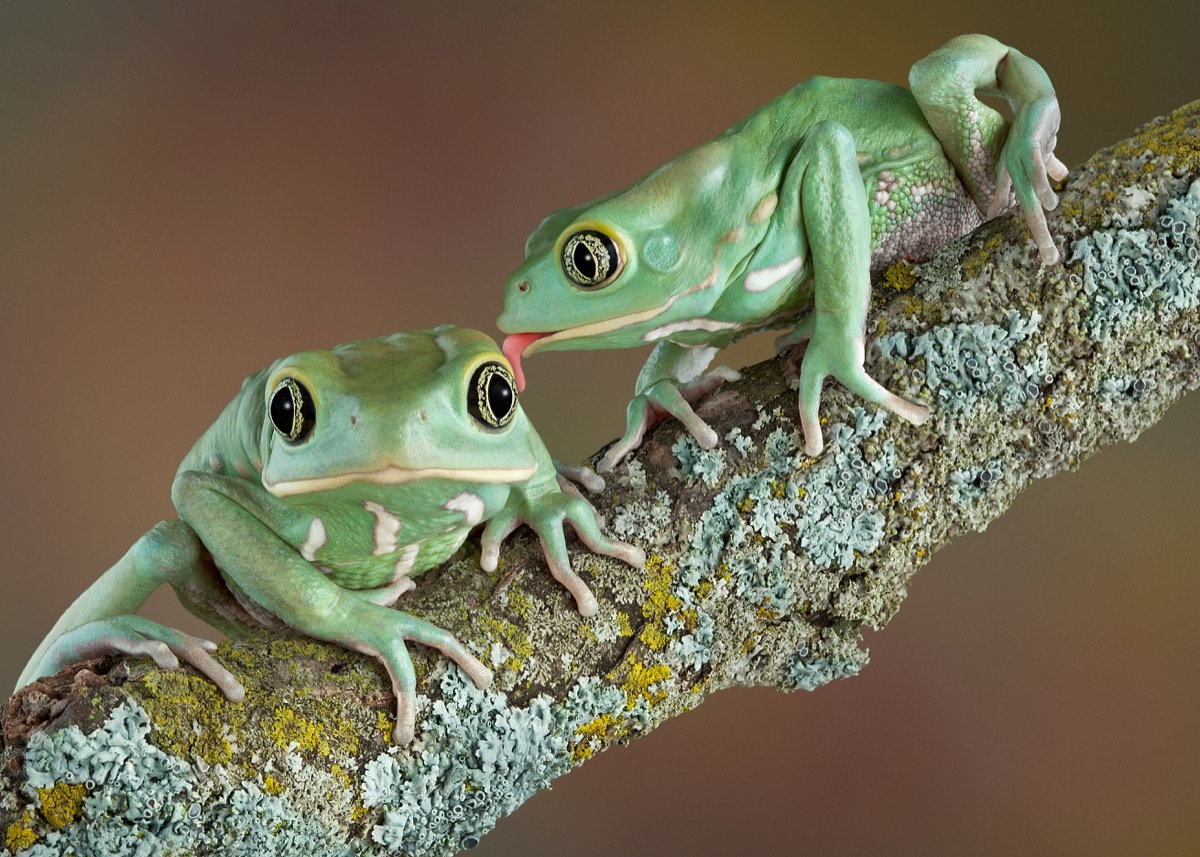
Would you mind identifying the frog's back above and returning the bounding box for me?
[726,76,943,168]
[729,76,985,270]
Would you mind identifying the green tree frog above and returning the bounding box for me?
[498,34,1066,469]
[16,326,644,744]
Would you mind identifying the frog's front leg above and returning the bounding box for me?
[909,34,1067,264]
[479,468,645,615]
[596,340,740,473]
[172,471,491,744]
[16,519,243,698]
[787,120,931,456]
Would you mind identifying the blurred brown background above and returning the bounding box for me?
[2,2,1198,855]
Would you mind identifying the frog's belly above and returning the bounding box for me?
[319,527,473,591]
[866,156,982,274]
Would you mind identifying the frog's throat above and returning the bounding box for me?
[264,465,538,498]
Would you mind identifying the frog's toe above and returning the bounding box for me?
[564,501,646,570]
[1047,154,1069,182]
[554,460,605,494]
[533,520,599,616]
[480,513,521,572]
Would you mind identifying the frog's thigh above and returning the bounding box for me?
[796,120,871,323]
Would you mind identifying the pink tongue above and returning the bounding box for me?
[501,332,551,392]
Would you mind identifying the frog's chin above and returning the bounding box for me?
[263,464,538,499]
[501,314,660,391]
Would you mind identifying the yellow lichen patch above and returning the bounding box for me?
[576,623,598,643]
[616,611,633,638]
[6,814,38,851]
[503,585,535,620]
[376,709,396,744]
[131,670,244,768]
[571,713,620,762]
[472,613,534,674]
[639,555,682,650]
[37,783,86,828]
[262,775,285,796]
[878,260,917,299]
[267,705,360,759]
[620,660,672,709]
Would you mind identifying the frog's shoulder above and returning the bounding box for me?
[176,365,272,482]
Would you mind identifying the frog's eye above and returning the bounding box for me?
[561,229,624,289]
[269,377,316,443]
[468,362,517,429]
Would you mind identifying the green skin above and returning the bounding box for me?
[16,326,644,744]
[498,35,1067,471]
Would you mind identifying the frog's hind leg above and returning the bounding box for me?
[789,120,930,456]
[16,520,244,699]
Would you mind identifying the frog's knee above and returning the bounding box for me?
[132,521,203,583]
[806,120,857,160]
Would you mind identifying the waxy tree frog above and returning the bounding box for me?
[17,326,644,743]
[499,34,1066,469]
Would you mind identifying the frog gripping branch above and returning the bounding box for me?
[15,326,644,745]
[498,34,1065,467]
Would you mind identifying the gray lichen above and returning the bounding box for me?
[3,102,1199,857]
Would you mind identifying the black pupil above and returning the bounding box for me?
[487,372,514,421]
[270,378,315,442]
[468,362,516,428]
[572,243,597,281]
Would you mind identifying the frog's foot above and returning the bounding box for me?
[480,496,644,617]
[597,367,741,473]
[799,326,930,457]
[351,611,492,744]
[38,616,245,701]
[554,459,605,494]
[987,97,1067,265]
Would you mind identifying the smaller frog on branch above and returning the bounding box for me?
[16,326,644,744]
[499,34,1066,469]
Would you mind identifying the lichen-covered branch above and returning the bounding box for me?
[4,102,1199,857]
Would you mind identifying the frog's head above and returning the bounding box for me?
[260,326,536,499]
[498,141,757,390]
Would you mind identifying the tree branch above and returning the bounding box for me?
[4,101,1198,857]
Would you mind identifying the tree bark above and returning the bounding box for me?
[3,101,1198,857]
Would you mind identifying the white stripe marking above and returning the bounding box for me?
[300,518,327,562]
[643,319,740,342]
[743,256,803,292]
[363,501,402,556]
[444,492,485,527]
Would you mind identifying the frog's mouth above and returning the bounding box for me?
[501,307,668,392]
[265,464,539,498]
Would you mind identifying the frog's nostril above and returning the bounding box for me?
[517,281,530,293]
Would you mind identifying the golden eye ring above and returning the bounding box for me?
[561,229,624,289]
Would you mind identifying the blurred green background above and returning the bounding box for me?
[2,2,1198,854]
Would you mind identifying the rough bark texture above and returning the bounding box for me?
[3,102,1198,857]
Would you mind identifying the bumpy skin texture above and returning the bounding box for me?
[498,34,1066,468]
[16,326,644,744]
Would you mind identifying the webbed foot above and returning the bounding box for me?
[798,318,929,456]
[597,366,740,473]
[346,607,493,744]
[987,96,1067,265]
[479,493,645,617]
[35,615,245,701]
